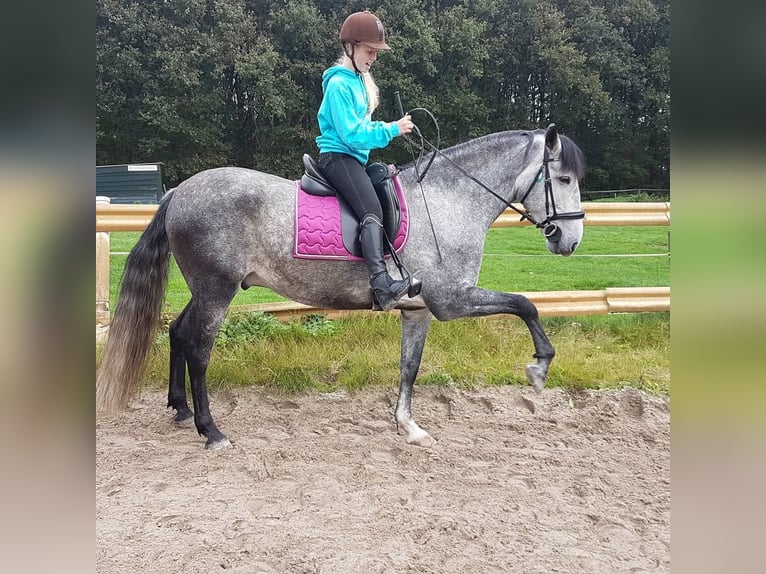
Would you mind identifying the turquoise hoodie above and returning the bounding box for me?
[316,66,400,165]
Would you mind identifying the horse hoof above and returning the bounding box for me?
[205,436,232,450]
[172,412,194,428]
[405,430,436,448]
[525,363,546,393]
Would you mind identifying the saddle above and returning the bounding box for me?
[300,154,402,257]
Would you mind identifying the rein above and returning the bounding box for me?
[395,98,584,243]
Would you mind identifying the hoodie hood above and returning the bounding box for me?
[321,65,359,92]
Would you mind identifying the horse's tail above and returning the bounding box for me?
[96,192,174,414]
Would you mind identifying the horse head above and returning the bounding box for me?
[515,124,586,257]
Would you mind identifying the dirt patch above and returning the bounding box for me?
[97,386,669,573]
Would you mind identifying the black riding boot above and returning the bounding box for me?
[359,215,412,311]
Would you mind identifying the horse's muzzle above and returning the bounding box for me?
[546,236,580,257]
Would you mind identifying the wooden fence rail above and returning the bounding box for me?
[224,286,670,321]
[95,198,670,325]
[96,201,670,232]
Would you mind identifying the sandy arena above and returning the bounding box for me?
[97,385,669,573]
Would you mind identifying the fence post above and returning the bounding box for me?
[96,196,111,327]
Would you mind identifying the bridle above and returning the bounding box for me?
[515,148,585,243]
[396,96,585,245]
[426,145,585,244]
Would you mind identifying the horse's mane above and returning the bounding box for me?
[399,129,586,181]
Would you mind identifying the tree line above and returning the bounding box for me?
[96,0,669,190]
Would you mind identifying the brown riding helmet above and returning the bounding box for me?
[339,11,391,50]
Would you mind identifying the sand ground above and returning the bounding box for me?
[97,385,669,573]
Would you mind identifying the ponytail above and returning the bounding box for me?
[361,71,380,114]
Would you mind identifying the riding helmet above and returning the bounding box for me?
[339,11,391,50]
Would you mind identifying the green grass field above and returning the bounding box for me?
[133,310,669,395]
[109,225,670,312]
[103,224,670,394]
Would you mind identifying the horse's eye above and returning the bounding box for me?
[558,176,571,185]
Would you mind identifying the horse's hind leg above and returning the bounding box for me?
[395,308,435,447]
[167,305,193,426]
[183,286,239,449]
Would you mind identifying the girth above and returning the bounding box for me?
[300,154,402,256]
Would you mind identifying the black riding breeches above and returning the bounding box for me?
[318,152,383,222]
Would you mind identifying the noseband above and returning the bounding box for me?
[517,149,585,243]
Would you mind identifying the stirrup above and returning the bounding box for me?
[379,229,422,298]
[407,276,422,297]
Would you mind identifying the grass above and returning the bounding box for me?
[105,223,670,395]
[138,311,669,395]
[481,225,669,291]
[109,225,670,311]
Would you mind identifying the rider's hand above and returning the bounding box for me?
[396,114,415,135]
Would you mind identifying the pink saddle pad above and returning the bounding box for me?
[293,174,409,261]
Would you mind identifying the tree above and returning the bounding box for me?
[97,0,670,190]
[97,0,291,183]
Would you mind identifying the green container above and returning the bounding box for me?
[96,163,163,204]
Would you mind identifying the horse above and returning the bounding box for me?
[96,124,586,449]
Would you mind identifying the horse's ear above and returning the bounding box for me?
[545,123,561,155]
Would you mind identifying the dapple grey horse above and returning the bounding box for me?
[96,124,586,449]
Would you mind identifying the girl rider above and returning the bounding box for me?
[316,11,417,310]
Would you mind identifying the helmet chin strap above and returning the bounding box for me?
[344,43,362,75]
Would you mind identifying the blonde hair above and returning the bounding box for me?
[361,72,380,114]
[337,51,379,114]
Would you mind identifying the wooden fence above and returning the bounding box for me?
[95,198,670,325]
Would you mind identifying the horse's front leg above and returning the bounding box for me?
[395,308,435,447]
[435,287,555,392]
[521,310,555,392]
